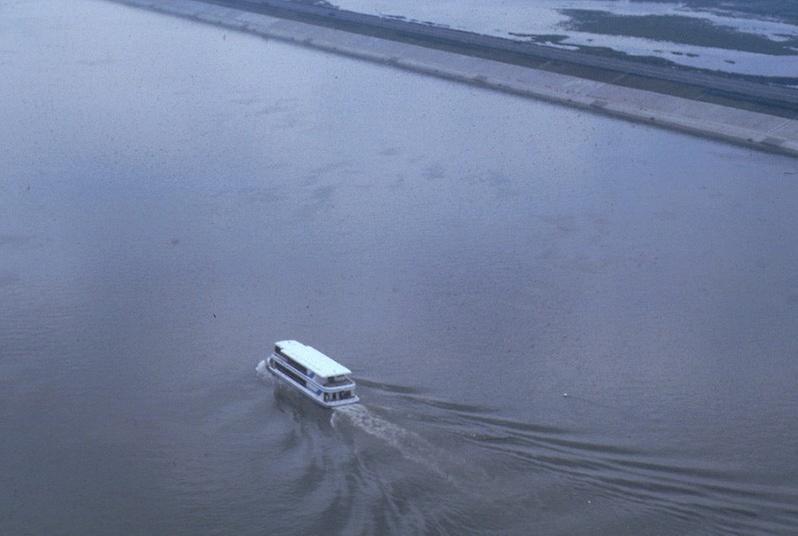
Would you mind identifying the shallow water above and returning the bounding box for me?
[2,0,798,534]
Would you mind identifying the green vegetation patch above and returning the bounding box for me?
[561,9,798,56]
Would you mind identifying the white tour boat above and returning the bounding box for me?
[266,340,359,408]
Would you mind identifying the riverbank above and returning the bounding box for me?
[110,0,798,157]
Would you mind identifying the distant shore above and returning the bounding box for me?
[109,0,798,157]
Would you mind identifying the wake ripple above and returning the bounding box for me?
[331,404,461,484]
[404,396,798,535]
[258,371,798,534]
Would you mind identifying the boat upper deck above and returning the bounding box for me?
[274,340,351,378]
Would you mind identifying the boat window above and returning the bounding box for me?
[279,355,308,376]
[272,360,307,387]
[324,376,352,386]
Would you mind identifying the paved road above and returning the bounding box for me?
[208,0,798,115]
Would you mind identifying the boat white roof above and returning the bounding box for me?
[275,340,351,378]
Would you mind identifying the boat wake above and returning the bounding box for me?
[256,371,798,534]
[331,404,459,484]
[351,380,798,535]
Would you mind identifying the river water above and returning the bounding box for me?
[2,1,798,534]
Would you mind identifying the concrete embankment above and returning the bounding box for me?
[111,0,798,157]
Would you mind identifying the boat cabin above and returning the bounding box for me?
[267,340,359,408]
